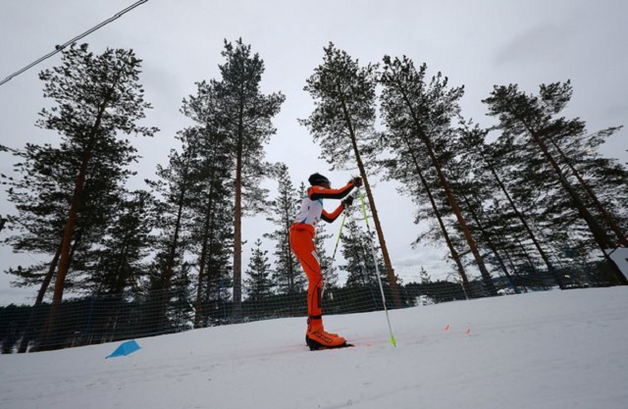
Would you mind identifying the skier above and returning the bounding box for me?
[290,172,362,349]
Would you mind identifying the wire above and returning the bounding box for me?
[0,0,149,88]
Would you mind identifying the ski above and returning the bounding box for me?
[306,336,355,351]
[309,342,354,351]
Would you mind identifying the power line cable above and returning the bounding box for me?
[0,0,149,88]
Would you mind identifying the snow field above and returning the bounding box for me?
[1,287,627,409]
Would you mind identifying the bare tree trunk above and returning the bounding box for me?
[42,158,89,349]
[500,240,528,293]
[38,239,63,306]
[232,103,244,321]
[516,237,544,285]
[337,91,402,307]
[17,240,62,353]
[204,237,215,327]
[195,182,214,328]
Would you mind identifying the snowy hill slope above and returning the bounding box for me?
[2,287,627,409]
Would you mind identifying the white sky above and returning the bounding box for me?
[1,0,627,305]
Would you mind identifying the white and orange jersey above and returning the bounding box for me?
[293,182,356,228]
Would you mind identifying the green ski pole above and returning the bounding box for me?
[359,189,397,347]
[322,205,348,298]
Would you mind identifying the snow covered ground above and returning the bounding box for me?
[2,287,627,409]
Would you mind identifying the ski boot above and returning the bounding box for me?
[305,317,339,346]
[305,317,347,350]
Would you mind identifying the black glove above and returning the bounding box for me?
[350,176,363,187]
[342,195,354,208]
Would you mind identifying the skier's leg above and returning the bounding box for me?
[289,225,324,317]
[290,225,345,348]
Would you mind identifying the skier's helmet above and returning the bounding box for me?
[308,173,331,186]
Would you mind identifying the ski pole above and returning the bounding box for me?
[359,189,397,347]
[322,206,348,298]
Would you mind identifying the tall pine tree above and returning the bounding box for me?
[300,43,401,306]
[145,129,197,331]
[484,82,628,284]
[181,81,234,327]
[212,39,285,319]
[380,56,497,296]
[6,44,157,349]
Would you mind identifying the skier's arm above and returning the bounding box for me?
[321,205,344,223]
[321,196,353,223]
[309,182,355,201]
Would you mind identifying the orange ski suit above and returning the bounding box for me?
[289,182,356,323]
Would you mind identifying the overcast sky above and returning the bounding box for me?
[1,0,626,306]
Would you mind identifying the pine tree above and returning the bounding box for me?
[199,212,233,326]
[212,39,285,319]
[4,144,97,291]
[181,81,234,327]
[341,219,375,288]
[381,139,471,294]
[419,267,431,284]
[3,141,99,352]
[244,239,274,302]
[265,164,305,296]
[482,135,561,286]
[380,56,498,296]
[455,124,557,290]
[81,190,156,295]
[5,44,157,349]
[145,129,197,331]
[300,43,401,306]
[483,82,628,284]
[340,217,387,311]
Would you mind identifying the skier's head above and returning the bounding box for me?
[308,173,331,188]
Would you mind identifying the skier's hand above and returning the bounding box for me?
[342,195,354,208]
[350,176,363,187]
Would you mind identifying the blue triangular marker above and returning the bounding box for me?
[106,340,141,359]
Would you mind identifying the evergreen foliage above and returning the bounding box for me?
[379,56,497,296]
[211,39,285,317]
[244,239,274,301]
[483,82,628,283]
[2,44,157,349]
[301,42,402,306]
[82,190,156,295]
[265,164,305,295]
[181,81,234,327]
